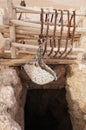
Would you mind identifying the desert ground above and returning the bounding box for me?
[0,0,86,10]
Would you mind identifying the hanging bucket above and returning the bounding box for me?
[23,44,57,85]
[23,62,57,85]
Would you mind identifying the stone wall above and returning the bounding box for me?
[0,66,24,130]
[0,62,86,130]
[66,63,86,130]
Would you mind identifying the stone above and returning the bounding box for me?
[0,66,24,130]
[66,63,86,130]
[0,86,21,130]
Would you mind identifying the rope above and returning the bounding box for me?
[37,8,44,64]
[18,0,26,20]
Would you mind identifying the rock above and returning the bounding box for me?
[0,66,24,130]
[66,63,86,130]
[0,86,21,130]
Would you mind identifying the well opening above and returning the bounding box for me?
[24,88,73,130]
[21,65,73,130]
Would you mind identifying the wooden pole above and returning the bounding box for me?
[7,0,17,58]
[12,42,86,53]
[10,20,86,34]
[14,6,86,16]
[7,0,14,19]
[10,25,17,58]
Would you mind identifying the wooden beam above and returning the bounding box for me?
[10,20,86,34]
[0,58,77,66]
[0,28,81,40]
[0,58,35,66]
[14,6,86,16]
[24,20,69,27]
[7,0,17,58]
[12,42,86,53]
[9,25,16,58]
[7,0,13,19]
[0,24,84,39]
[7,0,17,19]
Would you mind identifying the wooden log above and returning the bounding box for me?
[0,50,36,59]
[7,0,14,19]
[0,57,35,66]
[7,0,17,58]
[10,20,86,34]
[10,19,73,30]
[12,42,86,53]
[0,58,77,66]
[14,6,86,16]
[0,27,81,39]
[2,32,81,43]
[0,24,85,39]
[0,49,77,59]
[7,0,17,19]
[9,25,16,58]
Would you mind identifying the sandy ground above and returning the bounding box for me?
[0,0,86,9]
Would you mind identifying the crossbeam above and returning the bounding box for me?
[0,58,77,66]
[14,6,86,16]
[12,42,86,53]
[10,19,86,34]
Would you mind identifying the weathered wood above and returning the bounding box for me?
[0,50,78,60]
[0,50,36,58]
[9,25,16,58]
[10,20,86,34]
[7,0,14,19]
[12,42,86,53]
[0,1,84,67]
[0,28,81,40]
[3,33,81,41]
[7,0,17,58]
[14,6,86,16]
[0,24,84,40]
[0,58,35,66]
[0,58,77,66]
[45,59,77,65]
[7,0,17,19]
[25,20,69,27]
